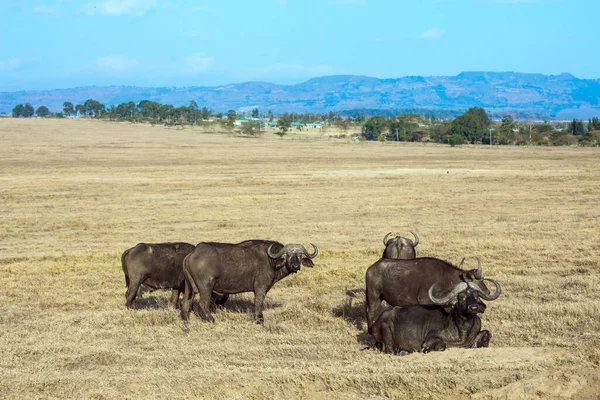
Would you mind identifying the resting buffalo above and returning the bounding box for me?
[382,231,419,259]
[121,242,228,309]
[181,240,318,324]
[371,280,500,354]
[365,257,500,331]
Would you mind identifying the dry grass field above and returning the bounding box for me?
[1,118,599,399]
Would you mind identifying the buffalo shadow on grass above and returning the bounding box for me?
[331,288,385,348]
[194,293,282,317]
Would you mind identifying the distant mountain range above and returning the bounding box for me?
[2,72,600,119]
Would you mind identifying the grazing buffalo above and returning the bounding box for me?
[181,240,318,324]
[371,280,501,354]
[382,231,420,259]
[365,257,499,331]
[121,242,195,308]
[122,242,229,309]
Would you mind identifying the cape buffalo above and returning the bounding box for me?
[121,242,228,309]
[181,240,318,324]
[382,231,419,259]
[365,257,500,331]
[371,280,501,354]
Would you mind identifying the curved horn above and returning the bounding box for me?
[458,258,466,269]
[304,243,318,259]
[428,282,468,305]
[383,232,392,246]
[471,279,501,301]
[473,257,484,280]
[267,243,286,259]
[410,231,419,247]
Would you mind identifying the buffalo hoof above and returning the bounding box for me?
[476,330,492,348]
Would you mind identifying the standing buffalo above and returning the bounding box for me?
[382,231,420,259]
[122,242,195,308]
[181,240,318,324]
[371,280,501,354]
[365,257,500,331]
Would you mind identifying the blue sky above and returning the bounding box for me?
[0,0,598,91]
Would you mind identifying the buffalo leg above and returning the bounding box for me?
[474,330,492,348]
[209,293,229,311]
[195,279,216,323]
[125,277,145,308]
[380,325,396,354]
[365,289,382,332]
[253,289,267,324]
[180,277,194,321]
[422,336,446,353]
[169,289,180,308]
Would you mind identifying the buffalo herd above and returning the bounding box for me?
[121,232,502,356]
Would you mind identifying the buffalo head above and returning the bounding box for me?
[267,243,318,272]
[382,231,419,259]
[428,279,501,315]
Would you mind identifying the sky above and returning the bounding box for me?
[0,0,598,91]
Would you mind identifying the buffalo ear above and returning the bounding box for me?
[275,258,286,269]
[302,258,314,268]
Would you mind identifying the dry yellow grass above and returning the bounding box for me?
[1,118,599,399]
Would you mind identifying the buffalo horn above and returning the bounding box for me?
[428,282,469,305]
[473,257,484,280]
[304,243,318,258]
[410,231,419,247]
[383,232,393,246]
[458,258,466,269]
[470,279,501,301]
[267,243,286,259]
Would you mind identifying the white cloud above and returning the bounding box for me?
[33,5,55,14]
[418,28,445,39]
[93,0,158,16]
[0,58,33,72]
[183,54,214,74]
[95,55,140,71]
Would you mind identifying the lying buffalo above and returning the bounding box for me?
[121,242,228,309]
[181,240,318,324]
[382,231,419,259]
[371,280,501,354]
[365,257,500,331]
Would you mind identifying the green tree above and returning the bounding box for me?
[22,103,34,117]
[226,110,236,126]
[497,115,516,145]
[201,107,211,120]
[448,133,467,147]
[251,108,259,118]
[188,100,200,125]
[63,101,75,116]
[448,107,490,144]
[362,116,388,140]
[12,104,25,117]
[36,106,50,117]
[277,113,291,134]
[428,122,450,143]
[570,119,585,135]
[75,104,85,116]
[83,99,105,117]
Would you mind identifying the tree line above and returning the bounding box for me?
[9,99,600,146]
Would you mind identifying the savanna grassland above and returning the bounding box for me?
[1,119,599,399]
